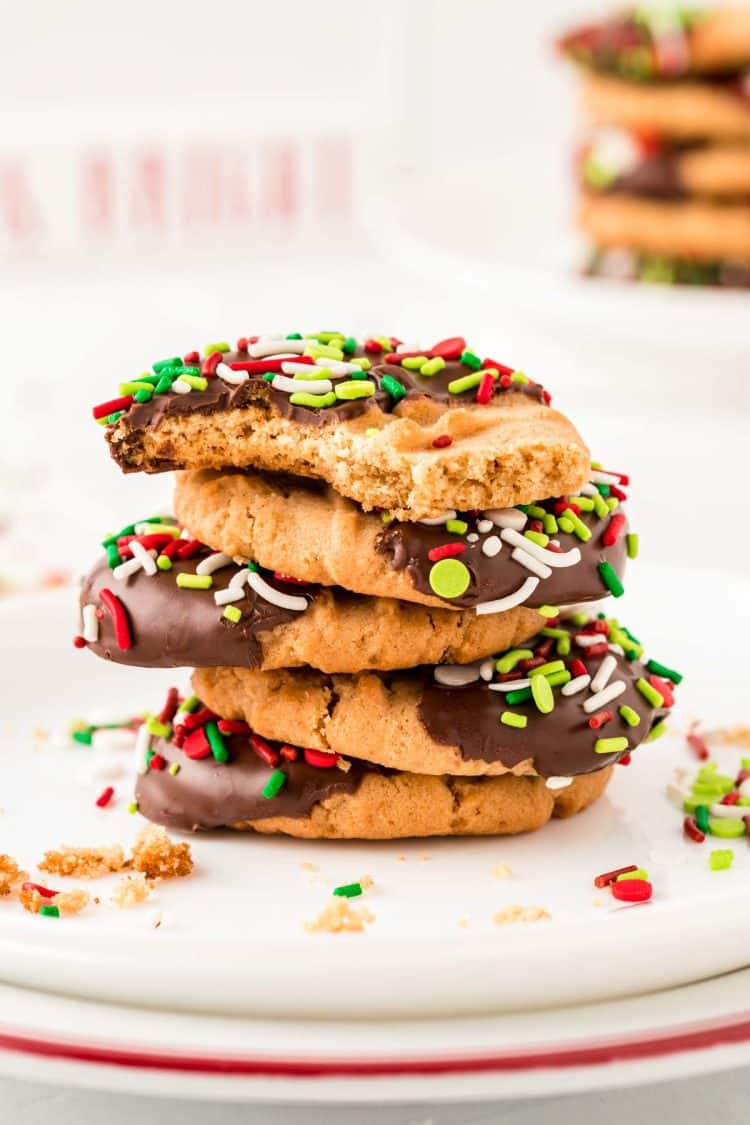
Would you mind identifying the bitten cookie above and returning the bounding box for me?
[173,464,633,615]
[193,611,678,780]
[134,711,611,838]
[96,332,590,519]
[77,519,543,673]
[578,73,750,140]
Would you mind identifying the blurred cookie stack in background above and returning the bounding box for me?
[559,4,750,287]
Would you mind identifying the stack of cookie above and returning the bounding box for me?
[559,5,750,287]
[79,332,677,839]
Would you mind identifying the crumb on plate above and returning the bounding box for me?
[305,898,375,934]
[111,872,153,908]
[131,826,192,879]
[0,855,28,896]
[492,863,513,880]
[493,904,550,926]
[39,844,125,879]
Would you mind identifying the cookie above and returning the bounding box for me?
[77,526,543,673]
[192,611,677,780]
[560,7,750,80]
[582,130,750,199]
[173,465,632,616]
[578,72,750,140]
[96,333,590,519]
[585,245,750,287]
[579,192,750,262]
[134,717,611,838]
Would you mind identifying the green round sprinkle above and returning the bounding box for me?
[168,762,181,776]
[709,848,735,869]
[445,519,468,535]
[286,332,303,340]
[695,804,710,832]
[645,659,682,685]
[447,372,482,395]
[708,818,746,839]
[531,674,554,714]
[538,605,560,619]
[289,391,337,409]
[381,374,406,402]
[106,411,125,424]
[262,768,287,799]
[616,867,648,881]
[205,721,229,763]
[501,710,527,729]
[599,561,624,597]
[428,558,471,599]
[156,555,172,571]
[176,573,213,590]
[496,648,533,674]
[333,882,363,898]
[505,687,532,705]
[619,705,641,727]
[223,604,242,624]
[334,380,375,400]
[39,905,60,918]
[350,368,368,380]
[420,357,446,376]
[401,355,428,370]
[460,349,482,370]
[594,736,629,754]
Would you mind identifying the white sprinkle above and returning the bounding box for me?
[475,576,539,616]
[479,658,495,682]
[590,653,617,694]
[396,342,419,353]
[171,379,191,395]
[180,527,192,539]
[500,528,581,569]
[590,470,621,485]
[90,758,126,780]
[579,483,599,497]
[229,568,249,589]
[467,533,479,543]
[740,777,750,799]
[214,571,248,605]
[112,555,146,581]
[271,374,333,395]
[196,552,233,577]
[708,802,750,820]
[248,338,311,357]
[281,361,319,376]
[482,535,502,558]
[582,680,626,713]
[92,728,135,753]
[134,722,151,776]
[546,776,573,790]
[575,633,604,647]
[130,540,157,576]
[246,568,307,612]
[485,508,527,531]
[488,678,531,692]
[82,604,99,643]
[608,643,625,655]
[314,359,360,375]
[477,519,494,534]
[666,781,689,809]
[134,521,174,536]
[434,662,482,687]
[419,510,457,526]
[88,707,134,726]
[561,674,591,696]
[216,362,249,386]
[511,546,552,580]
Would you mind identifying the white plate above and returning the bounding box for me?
[0,565,748,1020]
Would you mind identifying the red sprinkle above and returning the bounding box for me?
[217,719,251,735]
[736,768,750,786]
[591,620,610,635]
[92,395,133,420]
[721,791,740,806]
[184,707,216,730]
[229,356,314,375]
[583,642,609,657]
[272,572,309,585]
[499,374,512,388]
[554,500,581,516]
[475,371,496,405]
[611,879,653,903]
[570,658,588,678]
[183,728,211,759]
[618,753,632,766]
[599,469,629,485]
[73,635,86,648]
[683,815,705,843]
[364,338,384,353]
[95,786,114,808]
[98,588,131,650]
[158,687,180,725]
[519,656,546,673]
[149,754,166,771]
[534,638,555,659]
[610,484,628,502]
[249,734,279,768]
[588,709,614,730]
[430,336,465,359]
[280,745,299,762]
[304,747,339,769]
[594,863,638,888]
[172,725,186,748]
[427,542,466,563]
[21,882,58,899]
[202,351,224,377]
[744,816,750,843]
[602,513,626,546]
[649,675,675,708]
[236,337,248,352]
[687,731,710,761]
[183,350,200,364]
[481,356,514,376]
[177,539,205,560]
[431,434,453,449]
[160,539,185,560]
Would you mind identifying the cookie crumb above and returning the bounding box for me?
[359,875,374,892]
[111,872,153,908]
[419,853,431,862]
[300,862,318,872]
[492,863,513,880]
[19,885,90,916]
[39,844,125,879]
[0,855,28,896]
[493,904,550,926]
[336,757,352,773]
[712,725,750,748]
[131,826,193,879]
[457,918,470,929]
[305,898,375,934]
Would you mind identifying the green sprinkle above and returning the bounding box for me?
[546,670,571,688]
[350,368,368,380]
[510,371,530,384]
[619,705,641,727]
[72,728,93,746]
[636,678,663,707]
[156,555,172,571]
[505,687,532,705]
[205,721,229,763]
[496,648,533,674]
[645,659,682,685]
[526,505,547,519]
[537,605,560,619]
[381,374,406,402]
[606,497,619,511]
[460,349,482,370]
[262,769,287,799]
[531,674,554,714]
[708,818,745,839]
[146,716,171,738]
[381,512,394,525]
[428,558,471,599]
[134,388,153,403]
[334,379,375,400]
[168,762,181,776]
[555,635,571,656]
[203,341,229,356]
[223,604,242,624]
[626,533,639,559]
[152,356,181,372]
[568,495,595,511]
[420,357,446,376]
[529,660,565,678]
[286,332,303,340]
[447,372,482,395]
[401,355,429,370]
[333,882,363,898]
[182,695,200,713]
[524,530,549,548]
[445,519,468,535]
[616,867,648,881]
[106,543,122,569]
[695,804,710,832]
[106,411,125,424]
[595,736,629,754]
[558,516,575,534]
[501,710,528,729]
[541,627,567,639]
[351,356,371,371]
[342,336,357,354]
[592,492,610,519]
[154,375,174,395]
[176,573,213,590]
[543,514,559,535]
[180,375,208,392]
[598,561,624,597]
[709,848,735,869]
[39,905,60,918]
[647,720,668,742]
[567,512,592,542]
[289,391,337,409]
[127,801,139,815]
[119,381,155,395]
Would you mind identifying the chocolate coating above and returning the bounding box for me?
[610,151,687,199]
[377,502,627,609]
[135,734,369,831]
[81,556,316,668]
[418,623,671,776]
